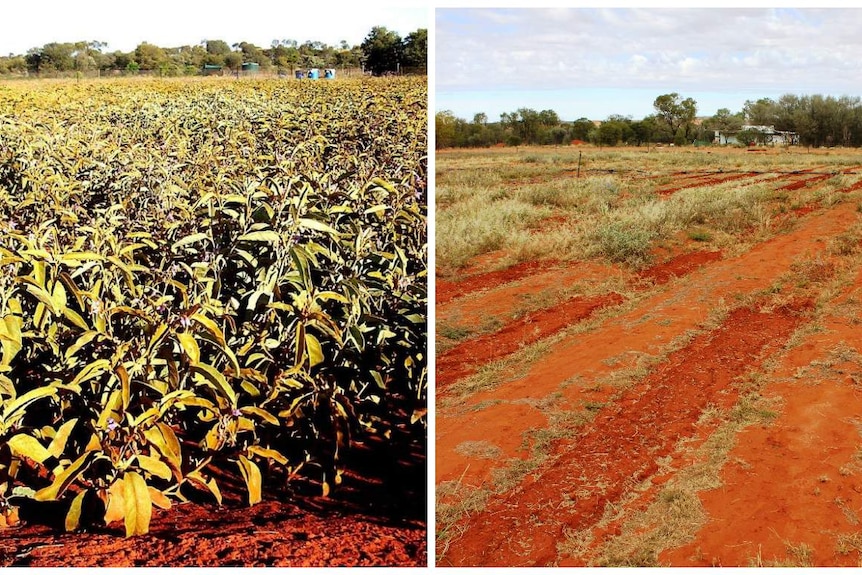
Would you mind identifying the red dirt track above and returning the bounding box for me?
[437,152,862,567]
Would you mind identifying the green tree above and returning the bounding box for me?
[133,42,167,71]
[436,110,462,149]
[743,98,777,126]
[402,28,427,73]
[570,117,595,142]
[224,51,243,72]
[653,93,698,142]
[361,26,403,76]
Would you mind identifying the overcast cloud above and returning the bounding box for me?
[437,8,862,120]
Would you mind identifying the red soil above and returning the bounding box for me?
[638,250,723,285]
[437,249,722,391]
[437,292,624,390]
[660,265,862,567]
[776,173,834,191]
[437,196,862,566]
[445,301,810,567]
[437,261,623,336]
[437,260,556,305]
[657,172,760,195]
[0,436,426,567]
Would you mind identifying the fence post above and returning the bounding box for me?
[577,151,582,179]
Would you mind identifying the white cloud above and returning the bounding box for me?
[437,7,862,96]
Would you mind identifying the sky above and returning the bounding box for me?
[0,2,429,55]
[436,7,862,122]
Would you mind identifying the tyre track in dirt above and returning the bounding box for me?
[437,200,862,565]
[444,300,810,567]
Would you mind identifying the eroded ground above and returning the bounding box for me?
[436,147,862,567]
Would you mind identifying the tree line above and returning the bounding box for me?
[0,26,426,77]
[436,92,862,149]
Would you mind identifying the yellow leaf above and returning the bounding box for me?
[247,445,288,465]
[103,480,125,525]
[35,451,96,502]
[177,332,200,364]
[48,418,79,459]
[8,434,51,464]
[148,486,172,510]
[186,471,222,505]
[237,455,262,506]
[305,332,324,367]
[65,489,87,532]
[122,472,152,537]
[135,454,172,481]
[191,363,237,407]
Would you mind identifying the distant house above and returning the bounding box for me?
[715,125,799,146]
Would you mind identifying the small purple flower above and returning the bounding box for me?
[107,418,119,431]
[179,315,191,329]
[231,408,242,417]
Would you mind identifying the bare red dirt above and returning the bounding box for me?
[438,292,624,389]
[657,171,760,195]
[437,260,557,305]
[660,265,862,567]
[638,250,723,285]
[445,301,810,567]
[437,152,862,567]
[0,435,426,567]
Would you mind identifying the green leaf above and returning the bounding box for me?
[122,471,152,537]
[237,455,262,506]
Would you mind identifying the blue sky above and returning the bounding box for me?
[436,8,862,121]
[0,2,429,55]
